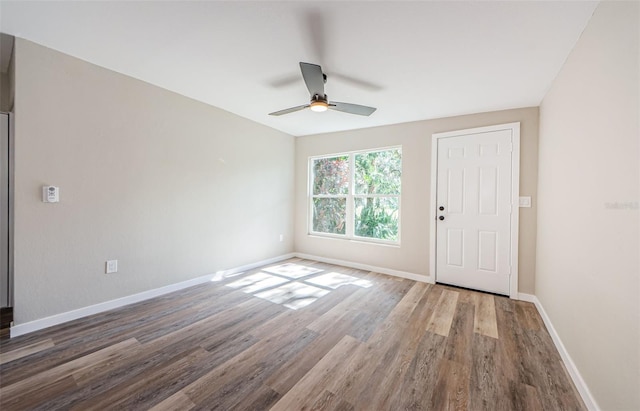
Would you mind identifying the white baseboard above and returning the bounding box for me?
[10,253,295,338]
[517,293,600,411]
[517,292,537,303]
[294,252,433,284]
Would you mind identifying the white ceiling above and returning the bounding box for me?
[0,1,598,136]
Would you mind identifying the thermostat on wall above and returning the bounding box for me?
[42,186,60,203]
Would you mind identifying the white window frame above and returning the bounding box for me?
[308,146,402,245]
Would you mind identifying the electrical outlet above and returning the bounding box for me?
[279,234,284,242]
[106,260,118,274]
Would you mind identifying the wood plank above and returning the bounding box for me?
[430,359,471,410]
[250,306,319,339]
[474,293,499,338]
[426,289,459,337]
[398,331,448,410]
[0,338,139,408]
[309,390,354,411]
[0,338,55,365]
[558,359,588,411]
[515,300,543,331]
[180,317,318,408]
[187,329,318,409]
[512,382,544,411]
[0,285,252,386]
[148,391,196,411]
[39,331,259,410]
[305,272,405,335]
[361,284,440,409]
[270,335,361,411]
[326,282,429,405]
[494,296,530,384]
[70,347,210,410]
[0,375,79,410]
[227,384,281,411]
[265,317,355,394]
[469,333,514,410]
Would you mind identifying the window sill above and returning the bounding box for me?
[307,233,401,248]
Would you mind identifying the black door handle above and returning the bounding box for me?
[439,206,444,211]
[438,216,445,221]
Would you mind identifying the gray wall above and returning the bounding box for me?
[0,72,9,112]
[537,2,639,409]
[295,107,539,293]
[13,39,295,324]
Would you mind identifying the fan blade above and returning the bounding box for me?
[329,102,377,116]
[268,73,302,88]
[268,104,309,116]
[299,62,325,98]
[330,73,383,92]
[304,10,325,63]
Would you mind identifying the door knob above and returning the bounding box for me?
[439,206,444,211]
[438,216,445,221]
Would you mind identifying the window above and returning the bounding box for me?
[310,147,401,243]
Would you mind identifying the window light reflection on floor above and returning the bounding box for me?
[226,272,288,293]
[210,270,246,282]
[262,263,323,279]
[223,263,374,310]
[305,272,373,289]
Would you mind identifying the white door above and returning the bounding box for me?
[435,127,516,295]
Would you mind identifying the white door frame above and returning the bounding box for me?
[429,122,520,298]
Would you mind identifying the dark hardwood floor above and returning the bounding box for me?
[0,258,585,410]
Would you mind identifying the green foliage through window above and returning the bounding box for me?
[355,150,401,195]
[354,197,399,241]
[312,156,349,195]
[310,148,401,242]
[312,198,346,235]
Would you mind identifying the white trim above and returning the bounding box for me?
[516,292,537,303]
[294,252,433,284]
[9,253,295,338]
[517,293,600,411]
[429,122,520,298]
[509,125,521,298]
[429,132,439,280]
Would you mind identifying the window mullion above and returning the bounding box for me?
[346,153,355,238]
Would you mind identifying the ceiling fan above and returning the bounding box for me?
[268,62,377,117]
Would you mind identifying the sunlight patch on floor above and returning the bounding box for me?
[210,270,246,282]
[305,272,373,289]
[254,282,330,310]
[223,262,375,311]
[263,263,323,279]
[226,272,288,293]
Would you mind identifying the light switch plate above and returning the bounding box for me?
[106,260,118,274]
[42,186,60,203]
[519,196,532,208]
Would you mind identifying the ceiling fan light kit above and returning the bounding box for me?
[269,62,376,117]
[309,95,329,112]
